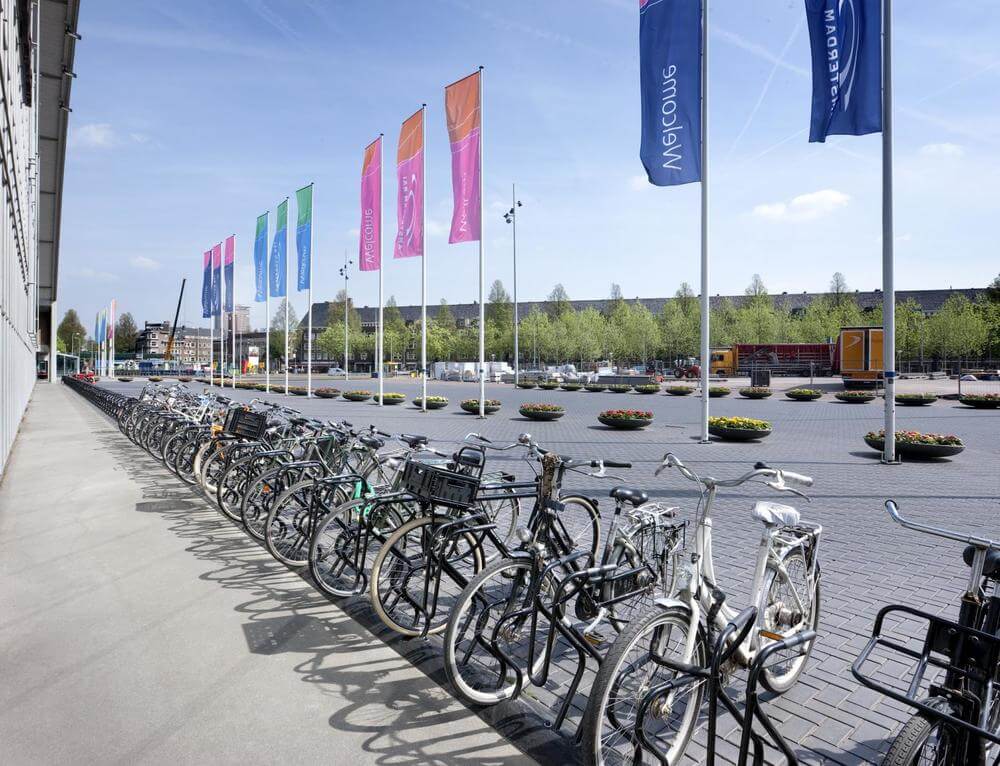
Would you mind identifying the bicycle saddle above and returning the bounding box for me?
[963,545,1000,578]
[358,434,384,450]
[400,434,428,449]
[751,501,800,527]
[610,486,649,507]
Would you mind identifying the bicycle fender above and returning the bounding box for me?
[653,596,691,613]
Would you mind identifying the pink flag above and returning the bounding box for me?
[394,109,424,259]
[359,137,382,271]
[445,71,481,244]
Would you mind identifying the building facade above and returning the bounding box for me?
[1,1,78,476]
[137,321,211,365]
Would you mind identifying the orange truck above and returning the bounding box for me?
[836,327,884,388]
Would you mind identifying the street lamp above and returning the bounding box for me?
[503,185,523,384]
[339,251,353,382]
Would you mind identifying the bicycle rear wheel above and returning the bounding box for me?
[266,480,349,567]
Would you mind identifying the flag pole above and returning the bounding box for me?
[699,0,711,444]
[231,236,237,390]
[478,66,486,418]
[421,105,428,412]
[284,197,290,396]
[221,281,226,388]
[209,307,214,386]
[378,134,385,407]
[512,182,519,387]
[307,184,314,398]
[881,0,897,464]
[265,212,271,392]
[343,249,350,383]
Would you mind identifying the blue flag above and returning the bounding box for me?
[806,0,882,143]
[211,244,222,317]
[269,200,288,298]
[201,250,212,318]
[253,213,268,302]
[639,0,702,187]
[295,185,312,292]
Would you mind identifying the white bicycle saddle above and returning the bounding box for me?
[751,501,801,527]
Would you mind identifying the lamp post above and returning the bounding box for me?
[503,186,523,385]
[339,251,353,382]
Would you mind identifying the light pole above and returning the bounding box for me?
[503,186,523,385]
[339,251,353,382]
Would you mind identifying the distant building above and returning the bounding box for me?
[231,305,251,334]
[137,321,211,364]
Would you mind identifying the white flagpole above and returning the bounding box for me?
[283,197,290,396]
[343,249,350,383]
[110,301,115,377]
[307,184,314,398]
[882,0,896,464]
[378,134,385,407]
[209,309,214,386]
[698,0,711,444]
[221,288,226,388]
[421,105,428,413]
[231,236,236,390]
[478,66,486,418]
[265,212,271,393]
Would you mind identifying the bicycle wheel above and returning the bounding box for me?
[241,468,284,540]
[175,433,207,485]
[758,548,820,693]
[550,494,602,562]
[265,480,349,567]
[199,444,228,496]
[370,514,485,637]
[581,606,705,766]
[477,490,520,563]
[600,524,681,629]
[443,555,551,706]
[216,454,262,520]
[881,697,960,766]
[309,498,407,597]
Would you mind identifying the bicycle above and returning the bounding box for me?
[852,501,1000,766]
[582,453,822,766]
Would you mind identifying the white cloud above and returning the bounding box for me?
[71,267,118,282]
[919,142,965,158]
[752,189,851,222]
[426,218,449,236]
[129,132,151,144]
[629,174,650,191]
[70,123,116,149]
[130,255,160,271]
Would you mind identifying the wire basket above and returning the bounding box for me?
[223,408,268,440]
[400,458,482,509]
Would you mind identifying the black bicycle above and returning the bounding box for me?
[853,501,1000,766]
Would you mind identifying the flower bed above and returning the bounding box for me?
[516,382,537,389]
[288,386,308,396]
[315,387,340,399]
[461,398,501,414]
[864,429,964,458]
[634,384,661,394]
[739,387,771,399]
[895,392,936,406]
[708,416,772,441]
[666,386,694,396]
[836,391,875,403]
[538,381,560,390]
[598,409,653,429]
[375,392,406,405]
[343,390,372,402]
[785,388,822,401]
[607,384,632,394]
[178,376,192,383]
[413,396,448,409]
[584,384,606,392]
[959,394,1000,409]
[519,403,565,421]
[709,386,730,398]
[560,383,582,391]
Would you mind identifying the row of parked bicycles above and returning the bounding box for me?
[66,376,1000,765]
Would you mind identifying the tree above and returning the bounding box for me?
[269,299,301,364]
[115,312,138,355]
[546,284,571,319]
[610,283,623,301]
[829,272,849,306]
[986,273,1000,303]
[434,299,456,330]
[327,288,362,332]
[316,321,347,361]
[485,280,513,360]
[926,294,988,365]
[746,274,768,298]
[57,309,87,353]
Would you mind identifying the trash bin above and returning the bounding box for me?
[751,369,771,388]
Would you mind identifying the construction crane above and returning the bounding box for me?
[163,279,186,365]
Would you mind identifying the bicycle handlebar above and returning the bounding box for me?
[885,500,998,550]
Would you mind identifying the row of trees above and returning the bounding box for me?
[56,309,139,355]
[309,273,1000,369]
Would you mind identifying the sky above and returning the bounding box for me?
[60,0,1000,333]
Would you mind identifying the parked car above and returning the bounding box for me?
[326,367,346,376]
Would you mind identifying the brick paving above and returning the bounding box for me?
[97,378,1000,764]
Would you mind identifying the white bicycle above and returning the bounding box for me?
[582,453,823,766]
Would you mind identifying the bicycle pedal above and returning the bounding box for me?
[759,629,784,641]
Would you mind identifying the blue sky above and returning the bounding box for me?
[61,0,1000,332]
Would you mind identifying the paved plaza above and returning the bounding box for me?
[2,378,997,764]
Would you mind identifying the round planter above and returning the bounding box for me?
[519,409,564,421]
[708,389,730,398]
[288,389,307,396]
[836,393,875,404]
[785,392,822,401]
[117,377,133,383]
[314,391,337,399]
[376,397,405,406]
[414,399,448,410]
[516,383,537,389]
[178,377,192,383]
[560,384,582,392]
[343,393,372,402]
[709,426,772,441]
[634,387,660,395]
[584,386,606,393]
[607,387,632,394]
[960,398,1000,409]
[739,390,772,399]
[598,415,652,430]
[461,402,500,415]
[864,436,965,458]
[666,388,694,396]
[895,396,935,407]
[538,383,560,391]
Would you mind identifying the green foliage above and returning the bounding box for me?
[57,309,87,352]
[115,312,139,355]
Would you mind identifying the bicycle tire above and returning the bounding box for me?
[881,697,958,766]
[758,549,821,694]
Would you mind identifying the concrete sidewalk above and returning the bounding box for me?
[0,384,542,766]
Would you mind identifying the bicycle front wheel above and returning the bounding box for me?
[881,697,960,766]
[582,606,705,766]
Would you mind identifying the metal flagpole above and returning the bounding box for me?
[512,183,519,387]
[209,309,214,386]
[284,197,290,396]
[307,184,314,397]
[421,105,428,412]
[221,288,226,388]
[698,0,711,444]
[265,212,270,393]
[343,249,350,382]
[881,0,897,464]
[232,235,236,390]
[478,66,486,418]
[378,134,384,407]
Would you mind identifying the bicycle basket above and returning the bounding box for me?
[400,458,481,509]
[223,408,268,440]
